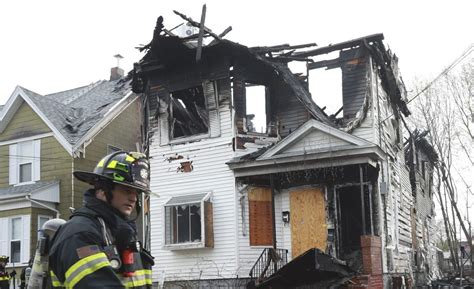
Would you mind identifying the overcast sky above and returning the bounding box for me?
[1,0,472,103]
[1,1,473,223]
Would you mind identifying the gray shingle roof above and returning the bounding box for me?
[19,78,132,146]
[0,180,59,200]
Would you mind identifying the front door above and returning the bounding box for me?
[290,187,327,258]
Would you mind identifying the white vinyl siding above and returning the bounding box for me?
[9,139,41,185]
[149,102,235,282]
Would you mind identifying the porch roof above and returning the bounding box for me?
[227,119,386,177]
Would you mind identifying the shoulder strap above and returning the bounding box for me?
[97,217,114,246]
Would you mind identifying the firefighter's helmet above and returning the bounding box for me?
[74,151,150,194]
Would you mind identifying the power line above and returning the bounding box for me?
[407,43,474,105]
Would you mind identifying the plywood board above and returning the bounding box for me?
[249,187,273,246]
[290,187,327,258]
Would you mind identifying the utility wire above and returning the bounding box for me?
[380,43,474,124]
[406,43,474,105]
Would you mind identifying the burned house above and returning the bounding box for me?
[132,10,438,288]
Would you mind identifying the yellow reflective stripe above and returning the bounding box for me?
[125,155,135,163]
[107,160,118,169]
[65,252,110,288]
[50,270,64,287]
[120,269,152,288]
[97,159,105,168]
[0,276,9,281]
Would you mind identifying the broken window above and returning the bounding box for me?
[309,61,343,117]
[245,83,267,133]
[169,85,209,139]
[164,193,213,248]
[307,48,369,121]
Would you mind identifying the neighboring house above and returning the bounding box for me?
[133,14,439,288]
[0,68,144,277]
[405,130,441,282]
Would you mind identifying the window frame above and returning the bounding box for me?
[163,80,219,145]
[163,192,213,250]
[38,215,52,231]
[10,217,22,263]
[10,139,40,186]
[19,162,33,183]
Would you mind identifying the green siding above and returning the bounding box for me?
[0,101,50,142]
[40,136,73,217]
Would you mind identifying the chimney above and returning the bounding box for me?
[110,54,124,81]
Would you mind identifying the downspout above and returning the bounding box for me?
[360,165,366,235]
[71,153,75,210]
[25,194,60,218]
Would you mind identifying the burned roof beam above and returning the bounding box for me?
[251,42,317,54]
[307,54,356,70]
[209,26,233,45]
[196,4,206,62]
[173,9,222,40]
[272,56,313,62]
[294,33,384,57]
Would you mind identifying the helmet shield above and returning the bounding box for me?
[74,151,151,194]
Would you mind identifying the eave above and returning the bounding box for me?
[228,144,385,177]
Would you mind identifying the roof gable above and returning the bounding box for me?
[258,119,372,160]
[0,80,135,156]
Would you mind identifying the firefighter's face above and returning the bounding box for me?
[110,184,138,216]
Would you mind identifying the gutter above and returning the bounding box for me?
[25,194,60,218]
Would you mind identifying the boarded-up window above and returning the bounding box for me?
[248,187,273,246]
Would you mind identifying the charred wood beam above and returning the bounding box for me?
[294,33,384,57]
[251,42,317,54]
[271,56,313,62]
[196,4,206,62]
[209,26,233,45]
[307,55,355,70]
[218,26,232,38]
[173,9,221,40]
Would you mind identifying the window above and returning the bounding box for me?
[0,216,29,264]
[20,163,32,183]
[245,84,267,133]
[169,85,209,139]
[248,187,273,246]
[9,140,41,185]
[164,193,213,248]
[38,215,51,231]
[10,217,22,263]
[307,48,369,120]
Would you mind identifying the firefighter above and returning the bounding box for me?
[0,256,9,289]
[48,151,154,288]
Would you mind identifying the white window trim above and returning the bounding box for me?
[163,81,220,145]
[18,161,33,183]
[162,192,212,250]
[0,215,30,266]
[38,215,52,231]
[9,217,22,264]
[9,139,41,186]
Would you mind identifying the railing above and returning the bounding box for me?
[249,248,288,286]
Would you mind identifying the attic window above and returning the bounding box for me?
[245,84,267,134]
[307,48,369,121]
[169,85,209,139]
[309,66,343,117]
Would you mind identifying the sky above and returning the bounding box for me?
[0,0,473,224]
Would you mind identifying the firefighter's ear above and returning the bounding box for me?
[95,189,107,202]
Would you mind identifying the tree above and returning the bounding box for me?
[408,57,473,271]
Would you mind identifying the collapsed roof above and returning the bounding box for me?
[132,9,410,133]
